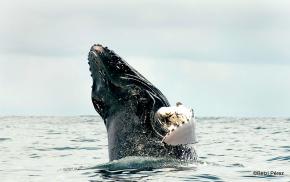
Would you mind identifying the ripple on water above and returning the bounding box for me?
[226,163,245,167]
[280,146,290,149]
[254,126,267,130]
[0,138,11,142]
[34,146,100,151]
[267,156,290,162]
[29,154,41,159]
[1,116,290,181]
[194,174,224,182]
[70,139,97,143]
[241,175,283,179]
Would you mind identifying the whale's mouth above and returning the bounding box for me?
[153,103,197,146]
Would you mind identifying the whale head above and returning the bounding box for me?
[88,44,170,124]
[87,44,197,161]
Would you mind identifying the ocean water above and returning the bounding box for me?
[0,116,289,182]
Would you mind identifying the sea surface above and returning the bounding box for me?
[0,116,289,182]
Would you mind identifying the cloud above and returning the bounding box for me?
[0,0,290,116]
[1,0,290,64]
[0,53,289,117]
[0,54,94,115]
[128,57,290,117]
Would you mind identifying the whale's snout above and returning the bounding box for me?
[88,44,109,75]
[90,44,104,54]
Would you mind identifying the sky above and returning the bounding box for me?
[0,0,290,117]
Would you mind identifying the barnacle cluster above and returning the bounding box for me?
[156,102,193,131]
[155,102,196,145]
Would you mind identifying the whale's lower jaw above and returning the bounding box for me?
[87,44,197,161]
[105,107,197,161]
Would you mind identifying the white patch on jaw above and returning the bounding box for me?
[156,103,197,146]
[162,118,197,146]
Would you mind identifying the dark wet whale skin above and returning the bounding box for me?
[87,44,196,161]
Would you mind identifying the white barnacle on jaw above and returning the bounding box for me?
[156,102,197,146]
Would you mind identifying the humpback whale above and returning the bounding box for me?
[87,44,197,161]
